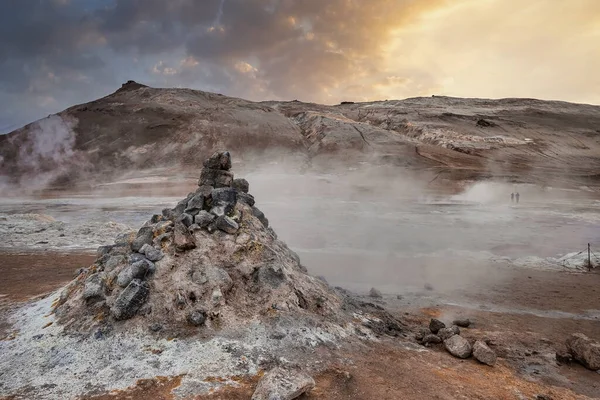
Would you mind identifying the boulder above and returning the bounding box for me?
[237,192,256,207]
[252,206,269,228]
[177,213,194,228]
[473,340,497,366]
[111,279,150,320]
[131,226,154,252]
[203,151,232,171]
[83,274,105,301]
[422,334,442,345]
[438,325,460,341]
[232,178,249,193]
[369,287,382,298]
[566,333,600,370]
[187,310,206,326]
[429,318,446,334]
[185,194,204,215]
[139,243,164,262]
[444,335,472,359]
[251,367,315,400]
[215,215,239,234]
[174,221,196,251]
[453,318,471,328]
[117,260,152,288]
[199,168,233,188]
[195,210,216,228]
[210,187,238,216]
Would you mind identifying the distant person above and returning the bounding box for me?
[511,193,514,203]
[515,192,520,204]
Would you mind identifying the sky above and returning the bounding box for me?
[0,0,599,133]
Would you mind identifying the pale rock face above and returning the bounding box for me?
[251,368,315,400]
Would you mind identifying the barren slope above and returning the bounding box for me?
[1,81,600,192]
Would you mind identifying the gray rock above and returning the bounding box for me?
[195,210,216,228]
[114,232,134,246]
[232,178,249,193]
[256,264,286,288]
[473,340,497,366]
[199,168,233,188]
[188,224,202,232]
[566,333,600,370]
[187,310,207,326]
[196,184,214,198]
[415,328,430,341]
[203,151,232,170]
[438,325,460,341]
[140,243,164,262]
[237,192,255,207]
[128,253,147,264]
[422,334,442,345]
[153,232,172,247]
[252,206,269,228]
[174,221,196,251]
[111,279,150,320]
[211,187,237,215]
[453,318,471,328]
[117,260,152,288]
[131,226,154,252]
[96,245,113,258]
[105,255,126,272]
[185,194,205,215]
[149,323,163,332]
[205,266,234,293]
[444,335,472,359]
[83,273,105,301]
[214,215,239,234]
[177,212,194,227]
[429,318,446,334]
[251,367,315,400]
[369,287,382,298]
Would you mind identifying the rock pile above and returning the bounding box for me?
[416,318,496,366]
[53,151,341,336]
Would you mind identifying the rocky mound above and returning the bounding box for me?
[54,151,341,336]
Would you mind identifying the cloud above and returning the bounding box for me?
[0,0,599,132]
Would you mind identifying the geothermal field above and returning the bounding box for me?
[1,85,600,399]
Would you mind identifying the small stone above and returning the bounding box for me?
[438,325,460,341]
[566,333,600,371]
[415,328,430,341]
[232,178,249,193]
[252,206,269,227]
[140,244,164,262]
[83,273,105,301]
[251,367,315,400]
[199,168,233,188]
[429,318,446,334]
[473,340,497,366]
[369,287,382,298]
[555,350,573,364]
[203,151,232,170]
[195,210,216,228]
[173,221,196,251]
[149,323,163,332]
[177,213,194,227]
[117,260,152,288]
[453,318,471,328]
[214,215,239,234]
[111,279,150,320]
[96,245,113,258]
[131,226,154,252]
[422,334,442,345]
[444,335,472,359]
[187,310,207,326]
[237,192,255,207]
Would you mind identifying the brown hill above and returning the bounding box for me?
[1,80,600,192]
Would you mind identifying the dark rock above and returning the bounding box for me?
[429,318,446,334]
[114,232,133,246]
[128,253,147,264]
[536,395,552,400]
[422,334,442,345]
[177,212,194,227]
[237,192,255,207]
[252,206,269,228]
[150,214,163,224]
[256,264,286,288]
[210,187,238,216]
[131,226,154,252]
[162,208,175,221]
[415,328,430,341]
[83,273,105,301]
[453,318,471,328]
[187,310,207,326]
[139,243,164,262]
[232,178,249,193]
[111,279,150,320]
[117,260,152,287]
[566,333,600,370]
[473,340,496,366]
[476,118,496,128]
[105,255,126,272]
[438,325,460,341]
[185,194,204,215]
[149,323,163,332]
[96,245,113,258]
[214,215,239,234]
[555,350,573,364]
[195,210,216,228]
[174,221,196,251]
[444,335,472,359]
[203,151,232,170]
[369,288,382,298]
[196,184,213,198]
[199,168,233,188]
